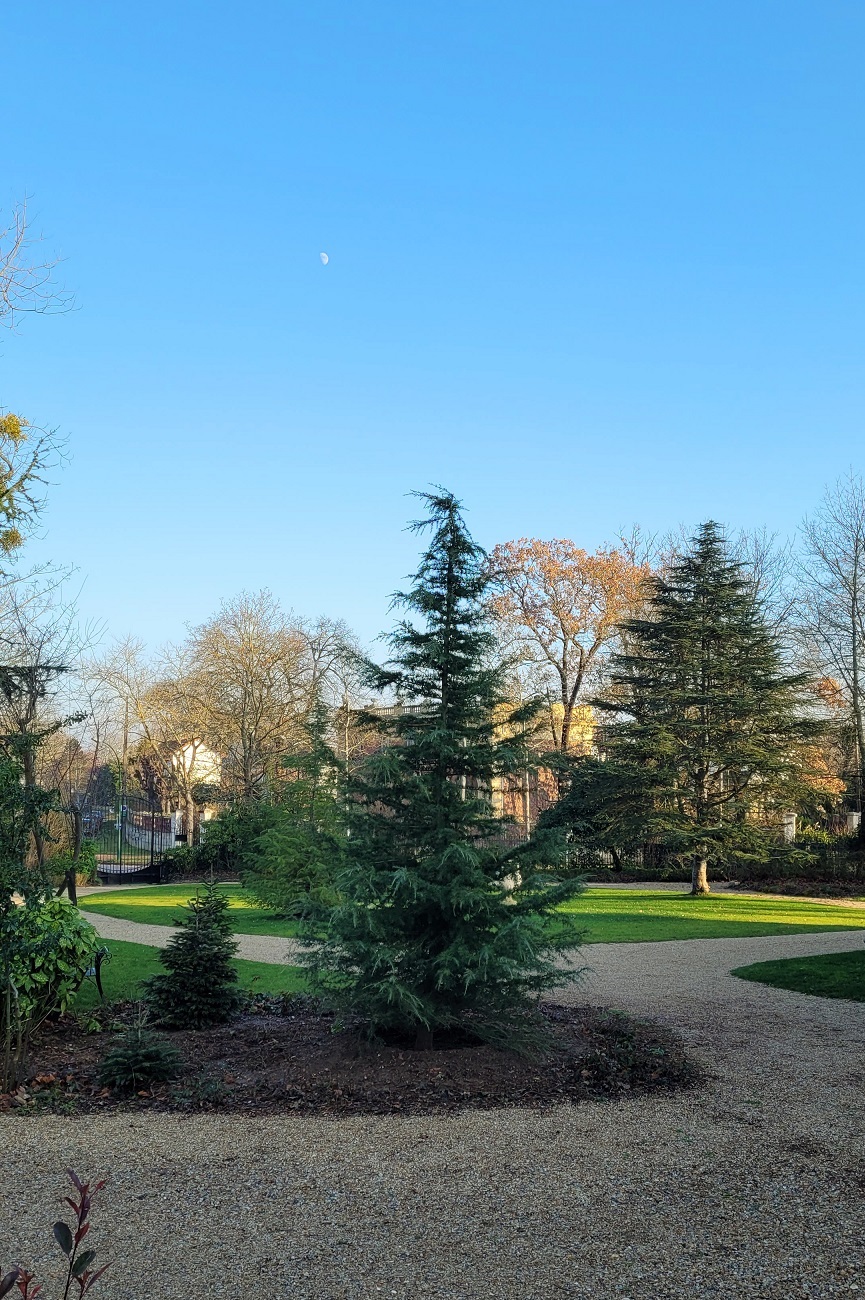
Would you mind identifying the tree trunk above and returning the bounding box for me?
[691,856,710,895]
[21,744,46,867]
[186,794,197,847]
[67,801,83,904]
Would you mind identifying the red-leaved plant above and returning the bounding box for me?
[0,1169,108,1299]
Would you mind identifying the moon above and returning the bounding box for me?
[319,252,329,265]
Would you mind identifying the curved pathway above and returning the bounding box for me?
[82,904,865,988]
[83,909,305,966]
[7,901,863,1297]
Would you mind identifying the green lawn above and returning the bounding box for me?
[558,889,865,943]
[732,949,865,1002]
[80,883,865,945]
[80,884,301,937]
[74,938,306,1012]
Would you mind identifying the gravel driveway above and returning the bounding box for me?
[3,930,864,1298]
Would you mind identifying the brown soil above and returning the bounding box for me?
[5,998,700,1118]
[730,877,865,898]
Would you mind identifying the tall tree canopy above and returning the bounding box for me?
[584,522,821,894]
[487,538,648,755]
[308,489,579,1049]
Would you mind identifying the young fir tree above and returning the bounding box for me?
[142,880,244,1027]
[305,489,580,1051]
[592,522,822,894]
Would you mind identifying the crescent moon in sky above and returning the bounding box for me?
[320,252,329,265]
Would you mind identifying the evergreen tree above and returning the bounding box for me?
[306,489,580,1050]
[142,880,244,1027]
[98,1012,182,1092]
[590,522,821,893]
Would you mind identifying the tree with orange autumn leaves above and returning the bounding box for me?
[487,539,650,755]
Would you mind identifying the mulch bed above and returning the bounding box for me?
[4,998,701,1118]
[729,877,865,898]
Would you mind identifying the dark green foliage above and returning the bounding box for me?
[539,754,644,871]
[0,751,55,909]
[307,489,582,1050]
[98,1016,182,1092]
[0,750,69,1091]
[159,800,274,879]
[142,881,244,1028]
[585,522,822,892]
[242,700,345,916]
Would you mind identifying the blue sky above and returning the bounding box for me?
[3,2,864,648]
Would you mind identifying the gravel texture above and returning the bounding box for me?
[4,928,865,1297]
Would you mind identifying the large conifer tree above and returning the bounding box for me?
[307,490,578,1049]
[592,522,821,894]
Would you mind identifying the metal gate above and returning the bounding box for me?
[85,794,176,885]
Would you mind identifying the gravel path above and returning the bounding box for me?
[83,909,304,965]
[4,927,865,1296]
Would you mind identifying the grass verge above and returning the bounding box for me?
[80,884,300,937]
[557,889,865,943]
[74,938,306,1011]
[732,949,865,1002]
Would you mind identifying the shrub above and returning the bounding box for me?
[98,1013,182,1093]
[159,802,277,880]
[141,881,244,1028]
[795,825,853,848]
[2,899,99,1092]
[7,899,99,1019]
[50,842,99,889]
[734,843,865,887]
[242,703,345,917]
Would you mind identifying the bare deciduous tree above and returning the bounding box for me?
[0,199,72,329]
[91,596,361,822]
[799,473,865,821]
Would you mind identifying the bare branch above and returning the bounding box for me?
[0,198,73,328]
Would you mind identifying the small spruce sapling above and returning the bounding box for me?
[98,1006,182,1093]
[142,881,244,1028]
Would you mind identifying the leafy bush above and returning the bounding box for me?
[242,702,344,916]
[159,801,277,880]
[142,881,244,1028]
[1,1168,109,1299]
[7,899,99,1019]
[75,841,99,884]
[98,1013,181,1093]
[795,825,853,848]
[2,899,99,1091]
[50,842,99,888]
[734,843,865,886]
